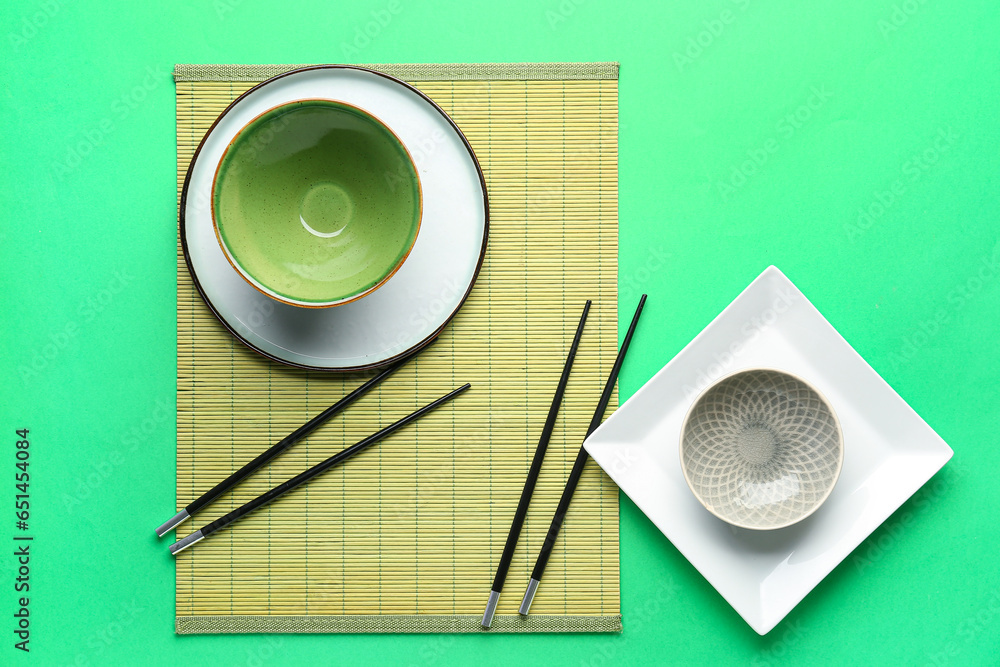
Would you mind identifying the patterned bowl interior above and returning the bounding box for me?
[680,369,843,530]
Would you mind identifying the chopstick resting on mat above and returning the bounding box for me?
[170,382,471,555]
[156,363,402,537]
[519,295,646,614]
[481,300,591,628]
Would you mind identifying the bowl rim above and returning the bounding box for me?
[678,366,846,531]
[210,96,423,309]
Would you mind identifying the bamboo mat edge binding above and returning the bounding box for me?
[173,61,619,82]
[177,614,622,634]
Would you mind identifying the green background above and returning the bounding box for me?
[2,0,998,664]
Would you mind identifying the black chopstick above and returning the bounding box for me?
[156,363,402,537]
[170,383,471,555]
[481,301,591,628]
[518,295,646,615]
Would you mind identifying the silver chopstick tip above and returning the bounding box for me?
[155,508,190,537]
[169,530,204,556]
[518,578,539,616]
[481,590,500,628]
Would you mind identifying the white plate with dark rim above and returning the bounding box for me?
[180,65,488,371]
[584,266,953,634]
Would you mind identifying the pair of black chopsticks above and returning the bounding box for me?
[156,361,470,555]
[481,295,646,627]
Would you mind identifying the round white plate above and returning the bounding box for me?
[180,66,488,371]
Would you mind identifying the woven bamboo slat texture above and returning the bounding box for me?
[174,64,620,633]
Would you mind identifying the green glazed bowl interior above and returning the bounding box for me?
[212,99,422,307]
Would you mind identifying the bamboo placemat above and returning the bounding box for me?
[174,63,620,633]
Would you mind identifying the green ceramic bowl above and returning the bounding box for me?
[212,99,422,308]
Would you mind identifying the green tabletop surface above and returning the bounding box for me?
[2,0,998,665]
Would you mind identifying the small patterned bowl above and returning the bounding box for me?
[679,369,844,530]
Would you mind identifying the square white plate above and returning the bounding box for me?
[585,266,953,634]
